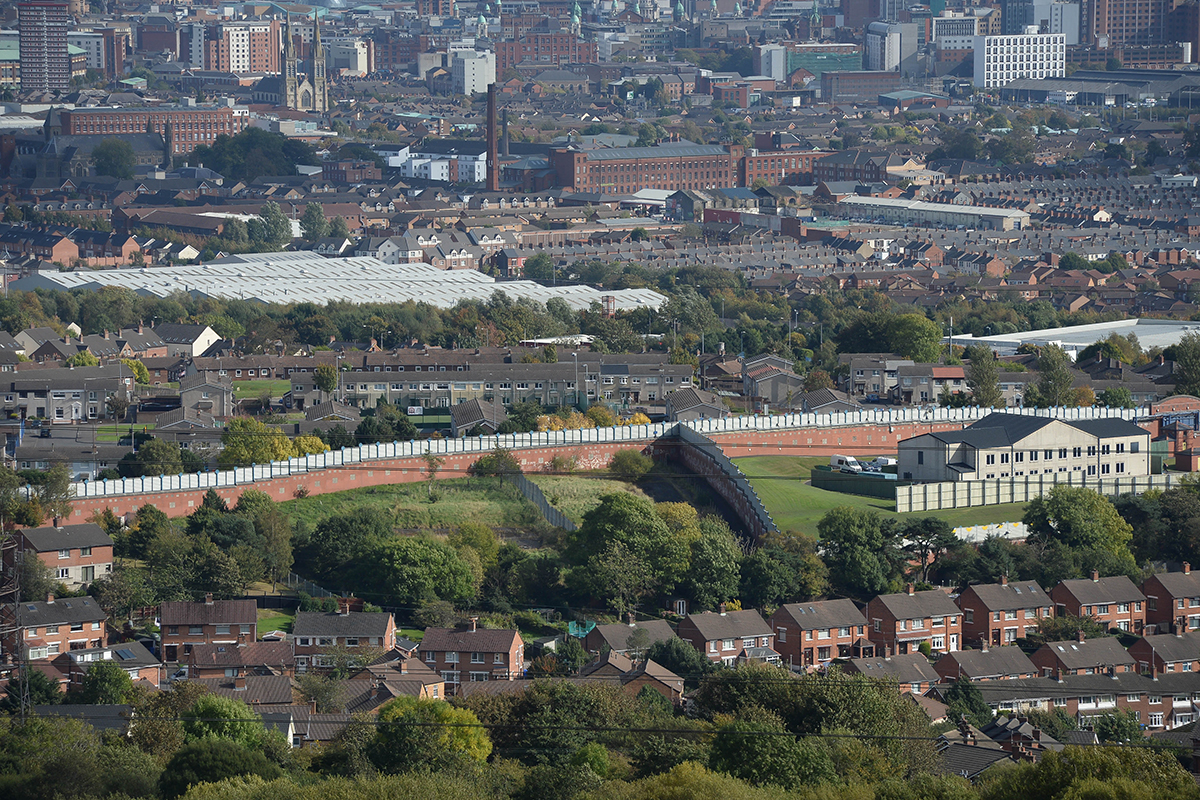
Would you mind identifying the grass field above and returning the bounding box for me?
[530,474,647,524]
[278,476,542,530]
[90,423,151,443]
[734,455,1029,534]
[257,608,295,634]
[233,379,292,399]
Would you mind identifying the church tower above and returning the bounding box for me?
[283,13,299,109]
[309,12,328,113]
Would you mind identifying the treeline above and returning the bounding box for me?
[3,664,1194,800]
[2,260,1139,375]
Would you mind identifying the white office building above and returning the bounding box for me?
[973,27,1065,88]
[68,31,104,71]
[865,21,918,73]
[451,49,495,95]
[756,43,788,82]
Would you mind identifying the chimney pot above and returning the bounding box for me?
[233,676,247,690]
[627,612,635,627]
[46,593,54,603]
[470,616,478,632]
[1000,574,1008,586]
[719,603,727,616]
[1185,562,1192,575]
[907,583,915,596]
[205,592,213,605]
[1077,630,1085,644]
[1091,570,1100,582]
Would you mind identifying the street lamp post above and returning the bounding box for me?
[572,352,579,410]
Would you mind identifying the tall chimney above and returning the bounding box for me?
[470,616,479,633]
[502,108,510,158]
[486,85,499,192]
[1185,562,1192,575]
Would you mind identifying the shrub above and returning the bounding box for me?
[609,449,653,481]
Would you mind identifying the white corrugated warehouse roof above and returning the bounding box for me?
[10,253,667,311]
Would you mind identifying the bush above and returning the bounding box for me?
[609,449,653,481]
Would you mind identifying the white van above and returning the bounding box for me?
[868,457,897,471]
[829,455,862,473]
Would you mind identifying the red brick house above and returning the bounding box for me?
[843,652,940,694]
[1049,573,1146,633]
[12,595,107,660]
[956,577,1053,648]
[579,651,685,705]
[292,606,397,674]
[1030,632,1136,676]
[187,641,296,678]
[934,646,1038,682]
[418,618,523,690]
[1141,564,1200,633]
[160,595,257,663]
[677,606,778,665]
[1128,629,1200,675]
[60,641,162,689]
[767,599,872,669]
[866,586,963,657]
[16,522,113,590]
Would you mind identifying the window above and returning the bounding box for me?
[722,639,734,650]
[80,547,92,557]
[56,568,69,579]
[471,652,484,663]
[58,549,70,559]
[494,653,505,664]
[346,638,359,647]
[964,609,974,624]
[1150,713,1164,727]
[873,619,881,631]
[188,626,202,635]
[778,627,787,642]
[215,625,230,635]
[71,622,84,632]
[446,652,459,663]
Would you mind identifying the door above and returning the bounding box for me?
[949,634,958,652]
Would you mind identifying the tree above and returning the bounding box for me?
[300,202,329,241]
[610,448,653,481]
[118,436,182,478]
[1093,709,1143,743]
[77,660,135,704]
[38,463,73,522]
[371,697,492,773]
[181,694,267,746]
[1036,344,1076,407]
[804,370,833,392]
[682,517,743,611]
[315,363,338,399]
[218,417,295,467]
[1172,331,1200,397]
[258,200,292,246]
[570,493,692,597]
[187,126,319,183]
[965,343,1003,407]
[65,351,99,367]
[19,554,56,602]
[709,711,835,790]
[365,535,477,607]
[1,667,62,712]
[91,564,154,620]
[106,393,130,421]
[1024,485,1137,577]
[298,672,344,712]
[256,508,294,590]
[899,517,959,583]
[159,738,281,799]
[420,451,444,499]
[524,251,554,281]
[329,216,351,238]
[941,676,992,729]
[121,358,150,385]
[1098,386,1136,409]
[645,638,717,690]
[816,507,901,598]
[91,138,136,179]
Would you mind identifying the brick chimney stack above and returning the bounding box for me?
[906,583,915,596]
[1185,562,1192,575]
[1091,570,1100,582]
[1000,575,1008,586]
[205,593,213,605]
[469,616,478,633]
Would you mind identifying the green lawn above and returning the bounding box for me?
[90,423,151,443]
[398,628,424,643]
[257,608,295,634]
[530,474,646,524]
[233,379,292,399]
[278,476,542,530]
[734,455,1029,534]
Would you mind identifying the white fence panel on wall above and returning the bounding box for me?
[896,472,1179,513]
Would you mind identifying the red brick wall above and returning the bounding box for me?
[64,420,974,522]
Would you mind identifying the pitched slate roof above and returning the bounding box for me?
[292,611,393,638]
[774,599,867,631]
[937,646,1037,679]
[588,620,677,651]
[1147,569,1200,598]
[193,675,297,705]
[17,596,106,627]
[1036,636,1135,670]
[1133,631,1200,663]
[1055,575,1146,605]
[188,642,295,670]
[846,652,940,683]
[874,588,961,620]
[683,609,772,641]
[19,522,112,553]
[419,625,521,654]
[963,580,1049,610]
[938,742,1012,781]
[160,599,257,627]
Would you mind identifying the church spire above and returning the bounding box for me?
[309,11,327,113]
